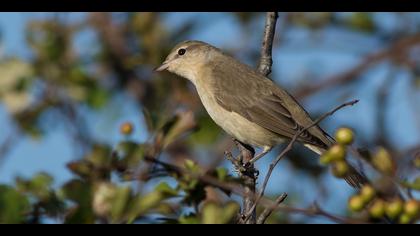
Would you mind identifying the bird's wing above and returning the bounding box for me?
[209,60,332,149]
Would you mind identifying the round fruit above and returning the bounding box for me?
[332,161,349,178]
[120,122,134,135]
[385,198,404,219]
[360,185,375,203]
[320,153,333,165]
[399,213,412,224]
[329,144,346,161]
[335,127,354,145]
[404,199,419,218]
[369,199,385,218]
[348,195,365,212]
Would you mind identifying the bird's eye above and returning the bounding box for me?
[178,48,186,56]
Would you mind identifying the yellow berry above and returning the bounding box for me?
[120,122,134,135]
[413,156,420,169]
[335,127,354,145]
[360,185,375,203]
[329,144,346,161]
[320,152,333,165]
[372,147,394,175]
[331,160,349,178]
[348,195,365,212]
[404,199,419,218]
[369,199,385,218]
[385,198,404,219]
[399,213,412,224]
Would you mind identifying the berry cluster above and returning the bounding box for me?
[319,127,354,178]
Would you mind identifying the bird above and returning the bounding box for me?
[155,40,367,188]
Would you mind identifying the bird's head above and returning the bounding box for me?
[155,40,217,82]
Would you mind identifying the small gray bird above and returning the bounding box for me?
[155,40,366,188]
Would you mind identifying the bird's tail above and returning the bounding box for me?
[344,164,368,189]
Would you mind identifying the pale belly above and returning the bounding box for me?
[195,86,282,148]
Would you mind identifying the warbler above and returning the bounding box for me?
[155,40,366,188]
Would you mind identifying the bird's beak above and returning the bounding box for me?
[154,61,170,72]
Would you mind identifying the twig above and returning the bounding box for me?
[0,133,19,167]
[241,99,359,223]
[140,150,363,224]
[235,141,257,224]
[257,193,287,224]
[238,12,279,224]
[258,12,279,76]
[294,33,420,99]
[273,202,365,224]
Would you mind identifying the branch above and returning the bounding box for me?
[237,11,280,224]
[257,193,287,224]
[294,33,420,99]
[140,150,363,224]
[272,202,365,224]
[241,99,359,223]
[0,133,19,167]
[258,12,279,76]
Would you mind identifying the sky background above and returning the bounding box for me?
[0,12,419,223]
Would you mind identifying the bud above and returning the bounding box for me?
[369,199,385,218]
[335,127,354,145]
[120,122,134,136]
[385,198,403,219]
[360,185,375,203]
[348,195,365,212]
[331,160,349,178]
[404,199,419,218]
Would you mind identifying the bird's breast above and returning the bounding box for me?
[194,81,282,148]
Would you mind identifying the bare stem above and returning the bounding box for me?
[238,12,279,224]
[258,12,279,77]
[257,193,288,224]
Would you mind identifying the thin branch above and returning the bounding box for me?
[0,133,19,167]
[140,149,363,224]
[294,33,420,99]
[237,11,279,224]
[241,99,360,223]
[273,202,365,224]
[258,12,279,77]
[257,193,287,224]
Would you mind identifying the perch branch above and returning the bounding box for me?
[258,12,279,76]
[140,150,363,224]
[238,11,280,224]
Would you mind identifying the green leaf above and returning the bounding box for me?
[0,185,30,223]
[187,114,221,145]
[179,215,200,224]
[62,180,95,224]
[126,190,164,223]
[215,167,228,181]
[87,86,109,109]
[155,182,178,198]
[110,186,132,222]
[115,142,147,172]
[201,202,240,224]
[86,145,113,168]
